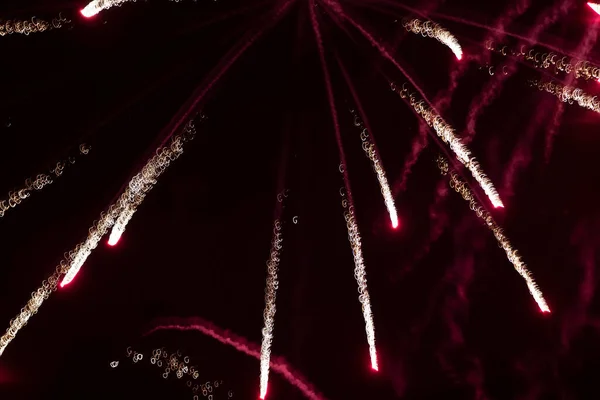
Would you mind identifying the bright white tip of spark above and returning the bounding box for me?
[403,19,463,62]
[340,192,378,372]
[107,229,122,246]
[588,2,600,16]
[393,85,504,208]
[259,220,283,400]
[81,0,131,18]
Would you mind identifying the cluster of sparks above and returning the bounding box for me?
[340,187,378,371]
[0,14,69,36]
[392,83,504,209]
[0,144,90,218]
[529,79,600,114]
[487,41,600,82]
[81,0,133,18]
[350,109,398,229]
[0,120,196,356]
[112,346,233,399]
[403,18,463,60]
[259,216,284,399]
[436,156,550,313]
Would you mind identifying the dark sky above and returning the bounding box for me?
[1,0,600,399]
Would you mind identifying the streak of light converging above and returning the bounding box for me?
[146,317,328,400]
[0,120,197,358]
[403,18,462,60]
[436,156,550,313]
[309,1,378,371]
[0,14,69,36]
[259,217,284,399]
[0,144,90,219]
[529,79,600,114]
[392,84,504,209]
[350,109,398,229]
[81,0,132,18]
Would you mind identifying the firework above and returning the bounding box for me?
[81,0,132,18]
[0,14,68,36]
[589,2,600,16]
[529,79,600,114]
[310,1,378,370]
[0,144,90,219]
[403,18,462,60]
[436,156,550,313]
[393,84,504,209]
[0,120,196,357]
[260,217,284,399]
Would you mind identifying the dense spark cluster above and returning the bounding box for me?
[487,41,600,81]
[81,0,134,18]
[529,79,600,113]
[114,346,233,399]
[340,186,378,371]
[0,14,68,36]
[436,156,550,313]
[403,18,463,60]
[0,120,197,357]
[0,144,90,218]
[259,216,284,399]
[350,109,398,229]
[107,120,196,247]
[392,83,504,209]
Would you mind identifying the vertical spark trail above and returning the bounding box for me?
[436,156,550,313]
[348,110,398,229]
[464,0,574,142]
[403,19,462,60]
[0,14,68,36]
[146,317,328,400]
[81,0,132,17]
[392,84,504,209]
[260,218,284,399]
[0,120,197,357]
[0,144,90,218]
[309,1,378,370]
[336,57,398,228]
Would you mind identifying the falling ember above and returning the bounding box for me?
[588,2,600,16]
[436,156,550,313]
[393,84,504,209]
[259,219,284,400]
[81,0,132,18]
[107,229,122,246]
[403,19,463,61]
[0,120,197,356]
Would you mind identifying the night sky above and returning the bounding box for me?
[1,0,600,399]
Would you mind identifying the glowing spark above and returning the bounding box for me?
[403,19,463,60]
[81,0,132,18]
[0,14,69,36]
[259,218,284,400]
[0,121,197,357]
[392,84,504,209]
[0,144,90,219]
[436,156,550,313]
[529,79,600,114]
[350,110,399,229]
[588,2,600,16]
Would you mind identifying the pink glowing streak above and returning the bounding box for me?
[145,317,328,400]
[588,2,600,16]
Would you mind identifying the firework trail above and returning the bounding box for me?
[529,79,600,114]
[336,57,398,228]
[310,1,378,370]
[437,218,487,399]
[0,13,69,36]
[464,0,574,143]
[436,156,550,313]
[403,19,462,60]
[0,144,90,218]
[543,21,600,163]
[393,84,504,208]
[0,120,196,357]
[260,217,284,399]
[146,317,328,400]
[81,0,132,17]
[589,2,600,16]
